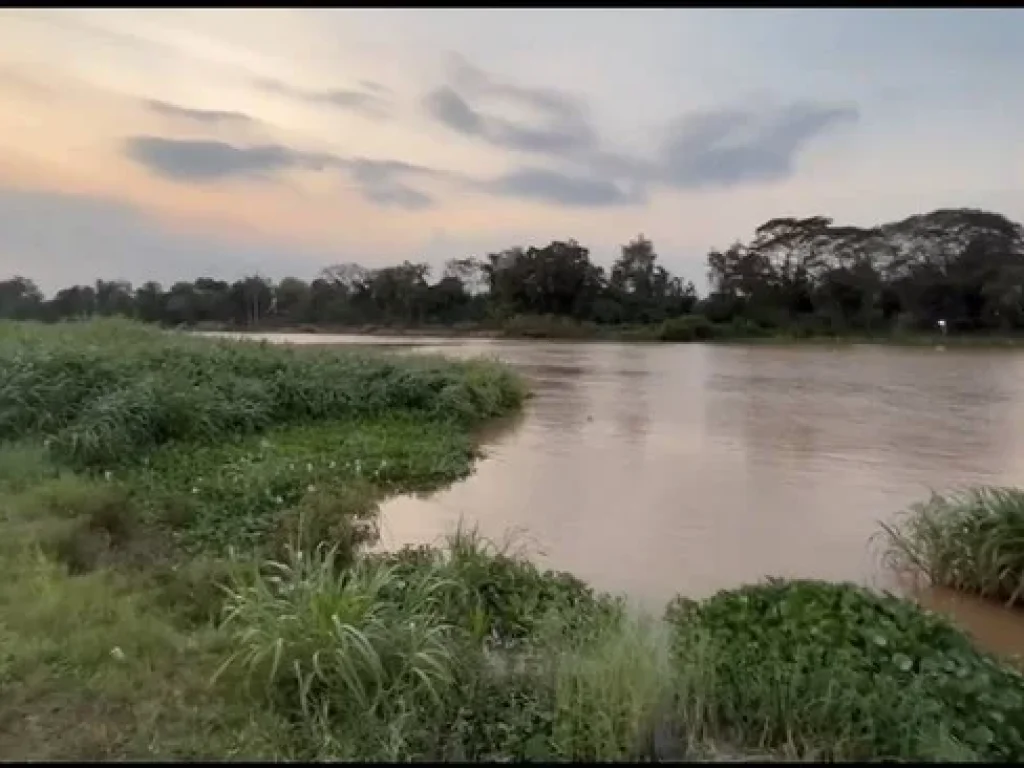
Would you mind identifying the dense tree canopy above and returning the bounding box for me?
[5,208,1024,335]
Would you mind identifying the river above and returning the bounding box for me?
[212,332,1024,656]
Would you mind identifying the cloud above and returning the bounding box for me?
[359,79,392,95]
[0,66,53,99]
[484,168,645,207]
[424,55,595,156]
[124,92,856,215]
[657,102,860,189]
[423,55,858,208]
[124,136,331,182]
[343,158,441,210]
[122,136,440,209]
[254,76,392,119]
[143,98,255,125]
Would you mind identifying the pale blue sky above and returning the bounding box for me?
[0,9,1021,292]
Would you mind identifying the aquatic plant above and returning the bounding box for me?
[0,319,525,469]
[665,578,1024,761]
[879,487,1024,606]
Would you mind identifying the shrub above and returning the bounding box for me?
[657,315,715,342]
[501,314,599,339]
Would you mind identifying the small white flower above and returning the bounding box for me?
[328,461,336,469]
[306,462,313,472]
[104,470,113,482]
[275,495,284,504]
[110,646,126,662]
[191,486,199,494]
[306,484,316,493]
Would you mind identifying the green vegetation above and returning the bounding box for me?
[0,319,525,758]
[666,579,1024,761]
[880,487,1024,607]
[3,319,1024,760]
[5,207,1024,343]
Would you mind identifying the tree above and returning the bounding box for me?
[0,277,43,319]
[275,277,311,322]
[10,206,1024,337]
[229,276,274,326]
[94,280,135,318]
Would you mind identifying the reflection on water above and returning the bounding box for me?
[385,341,1024,611]
[225,333,1024,637]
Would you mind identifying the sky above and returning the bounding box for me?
[0,9,1022,294]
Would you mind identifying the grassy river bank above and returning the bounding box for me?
[1,319,1024,761]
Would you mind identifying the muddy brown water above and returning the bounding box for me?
[206,332,1024,658]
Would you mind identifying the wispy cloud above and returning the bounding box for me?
[655,102,860,190]
[424,54,859,207]
[123,136,441,210]
[424,54,595,157]
[143,98,256,125]
[254,76,392,119]
[483,168,646,207]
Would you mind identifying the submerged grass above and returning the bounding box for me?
[3,319,1024,760]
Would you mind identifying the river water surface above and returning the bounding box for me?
[218,333,1024,656]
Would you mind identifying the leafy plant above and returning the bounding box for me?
[666,579,1024,761]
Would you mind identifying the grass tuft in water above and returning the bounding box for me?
[879,487,1024,606]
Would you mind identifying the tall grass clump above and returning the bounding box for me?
[879,487,1024,606]
[217,541,468,760]
[0,319,526,469]
[218,527,673,761]
[545,612,675,761]
[373,526,625,648]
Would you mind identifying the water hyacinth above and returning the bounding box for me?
[0,319,526,471]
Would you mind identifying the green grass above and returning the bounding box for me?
[0,319,526,758]
[2,319,1024,761]
[211,535,1024,762]
[879,487,1024,607]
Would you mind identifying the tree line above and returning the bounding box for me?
[3,208,1023,336]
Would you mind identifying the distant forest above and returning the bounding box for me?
[3,208,1024,337]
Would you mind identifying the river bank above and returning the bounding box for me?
[2,319,1024,760]
[195,315,1024,348]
